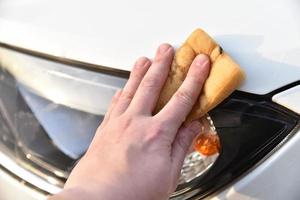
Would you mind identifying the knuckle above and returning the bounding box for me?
[131,65,145,78]
[112,90,122,100]
[141,76,159,90]
[174,90,193,107]
[112,94,119,102]
[190,74,205,86]
[177,136,189,152]
[117,114,134,130]
[121,90,134,101]
[154,55,169,66]
[130,69,141,79]
[151,122,168,136]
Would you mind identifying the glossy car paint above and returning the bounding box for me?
[0,0,299,199]
[0,0,299,94]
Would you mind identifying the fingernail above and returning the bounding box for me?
[194,54,210,67]
[135,57,150,67]
[158,43,172,54]
[115,89,122,97]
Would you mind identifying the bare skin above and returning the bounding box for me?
[49,44,211,200]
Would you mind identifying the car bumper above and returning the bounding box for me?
[0,166,46,200]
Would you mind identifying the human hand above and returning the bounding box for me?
[50,44,211,200]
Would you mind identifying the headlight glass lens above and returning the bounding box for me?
[179,115,219,185]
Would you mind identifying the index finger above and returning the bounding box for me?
[156,54,210,128]
[128,44,174,115]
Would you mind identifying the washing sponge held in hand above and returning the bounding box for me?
[155,29,245,123]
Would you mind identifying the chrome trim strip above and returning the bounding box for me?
[0,149,62,194]
[0,42,130,78]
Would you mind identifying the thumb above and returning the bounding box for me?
[170,121,201,182]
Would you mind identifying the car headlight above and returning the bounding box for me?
[0,44,299,199]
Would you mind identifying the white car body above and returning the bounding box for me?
[0,0,299,199]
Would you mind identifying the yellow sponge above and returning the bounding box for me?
[155,29,245,123]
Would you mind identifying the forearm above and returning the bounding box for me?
[48,188,88,200]
[48,186,129,200]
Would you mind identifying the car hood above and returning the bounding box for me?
[0,0,300,94]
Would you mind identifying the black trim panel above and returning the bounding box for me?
[177,92,300,199]
[0,42,130,78]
